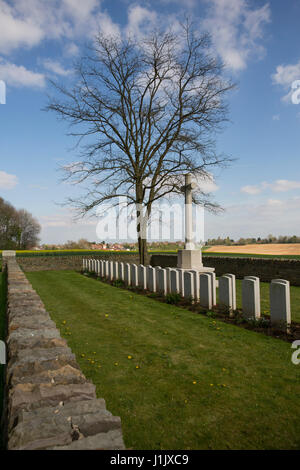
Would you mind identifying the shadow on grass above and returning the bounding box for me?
[84,271,300,343]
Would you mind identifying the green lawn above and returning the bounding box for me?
[26,270,300,450]
[0,271,6,449]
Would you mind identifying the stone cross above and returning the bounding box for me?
[181,174,196,250]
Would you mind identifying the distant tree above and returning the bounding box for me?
[15,209,41,249]
[0,199,41,249]
[0,198,19,249]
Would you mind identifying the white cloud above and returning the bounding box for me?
[202,0,271,72]
[0,0,43,54]
[241,184,262,195]
[205,196,300,240]
[0,171,18,189]
[272,61,300,88]
[0,0,120,56]
[266,179,300,192]
[241,179,300,195]
[39,210,98,243]
[160,0,196,7]
[64,42,80,57]
[272,60,300,103]
[95,11,121,38]
[0,58,45,88]
[125,5,158,39]
[42,59,73,77]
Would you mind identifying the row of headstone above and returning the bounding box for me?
[83,259,292,332]
[83,259,218,308]
[241,276,291,332]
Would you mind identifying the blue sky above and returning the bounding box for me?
[0,0,300,244]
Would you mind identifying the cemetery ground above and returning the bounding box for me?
[26,270,300,450]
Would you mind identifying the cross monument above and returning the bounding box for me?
[177,174,215,273]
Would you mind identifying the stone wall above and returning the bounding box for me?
[150,254,300,286]
[2,257,125,450]
[11,252,300,287]
[17,253,143,272]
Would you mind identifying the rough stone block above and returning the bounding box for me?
[49,429,125,450]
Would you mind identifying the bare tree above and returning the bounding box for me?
[46,22,235,264]
[16,209,41,249]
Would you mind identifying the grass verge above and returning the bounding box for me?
[0,270,7,449]
[26,270,300,450]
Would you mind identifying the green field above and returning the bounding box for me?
[26,270,300,450]
[0,248,299,260]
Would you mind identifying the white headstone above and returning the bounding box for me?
[165,268,174,293]
[199,273,212,309]
[124,263,131,286]
[170,269,180,294]
[99,260,103,277]
[206,271,216,306]
[118,262,125,281]
[157,268,167,295]
[96,260,100,275]
[138,265,147,289]
[104,261,109,278]
[178,270,185,296]
[270,279,291,331]
[184,271,194,300]
[189,270,200,301]
[223,274,236,310]
[108,261,114,280]
[147,266,156,292]
[219,274,236,315]
[242,276,261,319]
[131,264,138,287]
[113,261,119,280]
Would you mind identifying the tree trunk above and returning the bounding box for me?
[136,202,148,265]
[138,236,148,265]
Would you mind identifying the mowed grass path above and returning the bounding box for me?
[27,270,300,450]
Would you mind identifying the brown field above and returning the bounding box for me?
[205,243,300,255]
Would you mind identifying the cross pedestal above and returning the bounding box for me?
[177,174,214,273]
